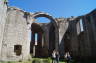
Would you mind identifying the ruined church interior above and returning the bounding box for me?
[0,0,96,61]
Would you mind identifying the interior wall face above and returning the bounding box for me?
[1,8,29,61]
[64,11,96,59]
[30,23,56,57]
[57,19,69,57]
[65,20,78,58]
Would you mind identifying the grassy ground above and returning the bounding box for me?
[3,58,95,63]
[60,61,65,63]
[0,58,66,63]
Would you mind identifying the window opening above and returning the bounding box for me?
[14,45,22,56]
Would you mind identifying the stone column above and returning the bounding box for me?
[42,33,44,47]
[43,27,49,57]
[55,27,59,51]
[0,0,7,60]
[45,28,49,49]
[23,14,34,60]
[32,32,35,57]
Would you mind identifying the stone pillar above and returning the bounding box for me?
[43,27,49,57]
[45,28,49,49]
[42,34,44,47]
[26,24,32,59]
[22,13,33,60]
[38,32,42,46]
[55,27,59,51]
[0,0,7,60]
[33,45,36,57]
[38,32,42,57]
[32,32,35,57]
[32,31,35,44]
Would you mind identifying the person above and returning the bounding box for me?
[56,51,60,63]
[52,50,56,63]
[64,52,71,63]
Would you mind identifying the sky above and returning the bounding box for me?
[8,0,96,40]
[8,0,96,18]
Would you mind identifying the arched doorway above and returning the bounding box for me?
[30,23,44,57]
[30,12,59,57]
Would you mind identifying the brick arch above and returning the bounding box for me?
[31,12,59,50]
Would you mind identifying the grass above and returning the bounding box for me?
[60,61,65,63]
[0,59,75,63]
[0,58,51,63]
[0,58,75,63]
[0,61,32,63]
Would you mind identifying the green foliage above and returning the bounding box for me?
[0,58,68,63]
[32,58,41,63]
[0,61,16,63]
[42,59,50,63]
[4,0,8,2]
[0,60,32,63]
[32,58,52,63]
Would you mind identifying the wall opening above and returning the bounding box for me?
[77,19,84,35]
[80,19,84,32]
[35,33,38,45]
[14,45,22,56]
[30,23,44,57]
[34,17,51,23]
[30,12,58,58]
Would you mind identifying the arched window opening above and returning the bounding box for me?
[30,12,58,58]
[30,23,44,57]
[35,17,51,23]
[35,33,38,45]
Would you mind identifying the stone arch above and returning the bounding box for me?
[31,12,59,50]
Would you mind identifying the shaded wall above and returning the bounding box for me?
[64,9,96,59]
[56,18,69,58]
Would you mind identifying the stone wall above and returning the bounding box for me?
[0,0,96,60]
[56,18,69,57]
[1,7,31,61]
[64,9,96,59]
[0,0,7,60]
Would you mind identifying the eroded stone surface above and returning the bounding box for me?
[0,0,96,61]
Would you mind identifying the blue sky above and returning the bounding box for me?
[8,0,96,40]
[9,0,96,18]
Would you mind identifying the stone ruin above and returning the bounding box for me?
[0,0,96,61]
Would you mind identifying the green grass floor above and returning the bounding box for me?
[0,58,66,63]
[3,58,96,63]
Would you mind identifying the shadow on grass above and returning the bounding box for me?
[76,60,96,63]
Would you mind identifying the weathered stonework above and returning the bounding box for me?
[1,7,30,61]
[63,9,96,59]
[0,0,96,61]
[0,0,7,60]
